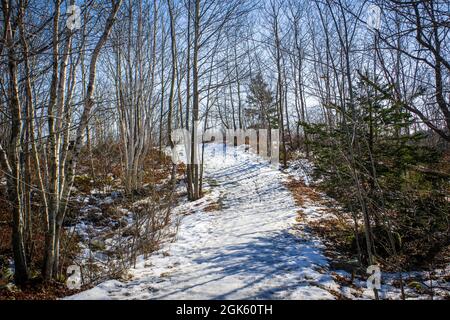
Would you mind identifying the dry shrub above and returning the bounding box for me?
[0,198,11,257]
[0,278,86,300]
[75,140,123,192]
[0,140,181,296]
[140,149,173,186]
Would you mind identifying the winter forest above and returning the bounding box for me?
[0,0,449,301]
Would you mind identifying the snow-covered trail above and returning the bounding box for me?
[68,144,338,300]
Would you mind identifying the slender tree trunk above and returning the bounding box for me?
[167,0,178,185]
[191,0,201,200]
[2,0,29,284]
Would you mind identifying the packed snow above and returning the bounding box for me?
[67,143,340,299]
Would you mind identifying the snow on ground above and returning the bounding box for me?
[66,143,449,300]
[67,143,341,300]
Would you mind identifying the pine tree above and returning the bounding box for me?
[246,73,278,130]
[305,74,449,269]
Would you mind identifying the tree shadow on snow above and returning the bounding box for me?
[154,231,331,300]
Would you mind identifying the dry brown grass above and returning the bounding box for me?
[285,178,322,207]
[204,201,222,212]
[0,279,89,300]
[285,176,359,273]
[285,178,326,225]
